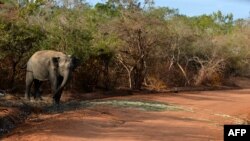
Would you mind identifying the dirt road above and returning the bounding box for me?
[2,89,250,141]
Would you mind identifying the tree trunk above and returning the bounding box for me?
[10,61,18,88]
[131,59,146,90]
[103,60,110,90]
[128,71,132,89]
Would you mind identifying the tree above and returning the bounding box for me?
[102,1,170,89]
[0,20,44,87]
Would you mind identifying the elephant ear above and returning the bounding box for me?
[71,56,80,70]
[52,57,60,68]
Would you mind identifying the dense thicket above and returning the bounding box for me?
[0,0,249,92]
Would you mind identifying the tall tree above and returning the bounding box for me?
[102,1,170,89]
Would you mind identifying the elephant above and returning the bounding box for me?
[24,50,79,105]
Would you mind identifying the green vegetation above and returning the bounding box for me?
[0,0,249,91]
[88,100,184,111]
[50,100,185,112]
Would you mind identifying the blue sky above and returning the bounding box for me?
[86,0,250,19]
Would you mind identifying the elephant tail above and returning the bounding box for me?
[20,63,33,73]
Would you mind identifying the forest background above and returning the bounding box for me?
[0,0,249,93]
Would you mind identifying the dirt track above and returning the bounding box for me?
[2,88,250,141]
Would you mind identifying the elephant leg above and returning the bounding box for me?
[50,75,62,105]
[54,76,63,104]
[50,78,57,105]
[25,72,33,100]
[34,79,42,100]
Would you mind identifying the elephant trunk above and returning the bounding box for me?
[56,71,71,94]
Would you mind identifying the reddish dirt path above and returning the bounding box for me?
[2,89,250,141]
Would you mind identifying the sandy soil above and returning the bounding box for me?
[1,88,250,141]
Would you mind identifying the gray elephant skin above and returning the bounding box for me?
[25,50,79,104]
